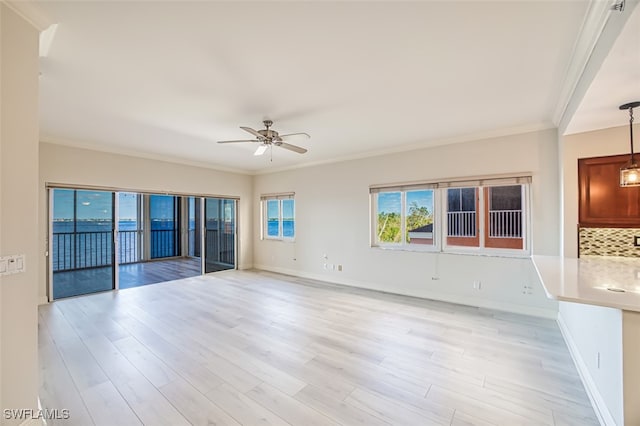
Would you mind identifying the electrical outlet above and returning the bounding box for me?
[337,264,343,272]
[473,280,481,290]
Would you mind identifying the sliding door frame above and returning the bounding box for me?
[46,182,240,301]
[48,187,117,301]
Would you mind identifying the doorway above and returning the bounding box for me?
[49,187,238,300]
[50,189,115,299]
[205,198,236,273]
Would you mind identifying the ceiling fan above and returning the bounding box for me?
[217,120,310,156]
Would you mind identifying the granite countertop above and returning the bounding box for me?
[532,255,640,312]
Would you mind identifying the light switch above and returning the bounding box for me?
[0,254,26,276]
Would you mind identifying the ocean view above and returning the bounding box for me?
[52,219,231,271]
[268,219,295,237]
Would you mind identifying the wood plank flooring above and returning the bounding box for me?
[53,257,204,299]
[39,270,598,425]
[119,257,203,289]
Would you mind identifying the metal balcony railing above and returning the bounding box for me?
[447,211,476,237]
[119,230,141,264]
[206,229,235,265]
[52,228,233,272]
[150,229,178,259]
[52,231,113,272]
[489,209,522,238]
[53,229,177,272]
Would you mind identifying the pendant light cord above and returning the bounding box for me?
[630,106,635,164]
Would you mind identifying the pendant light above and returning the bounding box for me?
[620,101,640,187]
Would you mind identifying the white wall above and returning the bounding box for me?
[0,4,40,423]
[558,302,623,425]
[254,129,560,317]
[38,143,254,302]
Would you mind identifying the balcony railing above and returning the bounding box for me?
[150,229,178,259]
[489,209,522,238]
[119,230,141,264]
[52,228,233,272]
[447,211,476,237]
[53,229,176,272]
[206,229,235,265]
[52,231,113,272]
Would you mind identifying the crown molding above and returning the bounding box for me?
[40,136,252,176]
[255,122,555,176]
[2,1,53,31]
[554,0,639,133]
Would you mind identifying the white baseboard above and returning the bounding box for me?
[557,313,614,426]
[253,264,557,319]
[38,296,49,305]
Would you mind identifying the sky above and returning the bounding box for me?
[267,199,294,220]
[53,189,112,220]
[54,191,178,221]
[377,190,433,214]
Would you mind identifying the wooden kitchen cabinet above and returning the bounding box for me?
[578,154,640,227]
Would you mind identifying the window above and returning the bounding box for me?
[484,185,523,249]
[371,176,530,255]
[445,185,525,250]
[261,193,295,240]
[446,187,478,247]
[373,186,436,249]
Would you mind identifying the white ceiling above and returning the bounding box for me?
[36,1,597,173]
[566,3,640,135]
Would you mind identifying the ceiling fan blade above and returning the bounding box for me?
[217,139,257,144]
[279,132,311,141]
[240,126,265,139]
[278,142,307,154]
[254,145,269,156]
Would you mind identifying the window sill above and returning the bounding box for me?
[442,248,530,259]
[371,245,530,258]
[263,237,296,243]
[371,245,439,253]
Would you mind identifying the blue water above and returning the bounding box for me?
[267,220,295,238]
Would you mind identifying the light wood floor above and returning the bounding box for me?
[39,270,598,425]
[53,257,205,299]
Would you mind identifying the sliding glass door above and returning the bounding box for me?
[51,189,115,299]
[50,189,237,299]
[187,197,202,258]
[118,192,143,264]
[149,194,180,259]
[204,198,236,273]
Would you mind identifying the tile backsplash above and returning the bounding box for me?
[579,227,640,257]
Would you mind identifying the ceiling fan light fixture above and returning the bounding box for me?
[218,120,310,159]
[620,101,640,187]
[254,144,269,156]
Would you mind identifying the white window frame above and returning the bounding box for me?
[261,193,295,241]
[370,176,531,257]
[442,184,530,256]
[370,187,440,252]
